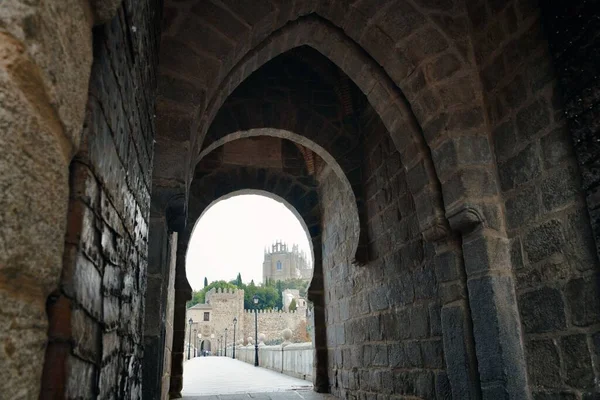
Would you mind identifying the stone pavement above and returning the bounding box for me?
[183,391,335,400]
[182,356,320,399]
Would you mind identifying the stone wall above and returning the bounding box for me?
[467,1,600,397]
[542,1,600,260]
[144,224,178,400]
[319,117,450,399]
[39,1,161,398]
[242,309,307,344]
[0,1,95,397]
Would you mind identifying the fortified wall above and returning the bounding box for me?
[185,287,307,350]
[242,308,307,344]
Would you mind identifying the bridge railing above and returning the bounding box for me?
[226,343,313,382]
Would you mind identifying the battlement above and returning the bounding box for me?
[205,287,245,301]
[243,309,300,314]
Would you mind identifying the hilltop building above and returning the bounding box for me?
[262,241,312,283]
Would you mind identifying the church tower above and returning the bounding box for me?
[262,241,312,283]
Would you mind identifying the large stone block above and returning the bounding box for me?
[441,305,479,400]
[421,339,443,369]
[498,143,542,191]
[560,334,594,389]
[408,305,430,339]
[526,339,561,388]
[516,99,551,142]
[523,219,564,264]
[540,166,580,212]
[566,276,600,326]
[518,287,567,333]
[505,185,540,230]
[467,275,529,398]
[462,234,511,276]
[434,250,462,283]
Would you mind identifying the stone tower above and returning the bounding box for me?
[262,241,312,283]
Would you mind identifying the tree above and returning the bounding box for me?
[204,277,208,287]
[186,290,204,308]
[289,298,297,311]
[236,273,242,287]
[243,283,278,310]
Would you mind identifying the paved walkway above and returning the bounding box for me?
[183,391,335,400]
[182,357,315,398]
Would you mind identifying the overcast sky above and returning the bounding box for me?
[185,194,313,291]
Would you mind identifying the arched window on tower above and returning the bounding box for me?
[277,260,282,270]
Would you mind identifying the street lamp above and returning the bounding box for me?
[253,294,259,367]
[232,317,238,359]
[187,318,193,360]
[193,329,197,357]
[224,328,228,357]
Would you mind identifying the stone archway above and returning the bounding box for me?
[168,139,333,395]
[200,340,211,352]
[157,26,526,399]
[0,1,596,400]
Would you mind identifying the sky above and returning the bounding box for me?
[185,194,313,291]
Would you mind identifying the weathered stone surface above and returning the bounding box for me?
[498,143,542,191]
[523,219,564,264]
[516,99,551,141]
[462,234,511,275]
[0,4,94,391]
[4,1,599,399]
[518,287,567,333]
[467,274,529,398]
[441,305,479,400]
[566,276,600,327]
[561,334,594,389]
[526,339,561,387]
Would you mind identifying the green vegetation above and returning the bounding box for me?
[187,280,237,307]
[289,298,297,311]
[187,274,310,310]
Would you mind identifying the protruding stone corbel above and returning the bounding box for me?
[447,203,485,235]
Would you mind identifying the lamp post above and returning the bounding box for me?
[253,294,259,367]
[193,329,197,357]
[220,335,223,356]
[232,317,238,359]
[224,328,228,357]
[187,318,193,360]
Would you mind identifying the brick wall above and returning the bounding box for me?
[40,1,161,398]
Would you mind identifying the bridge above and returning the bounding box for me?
[182,357,332,400]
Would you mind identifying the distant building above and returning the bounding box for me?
[262,241,312,283]
[185,287,307,354]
